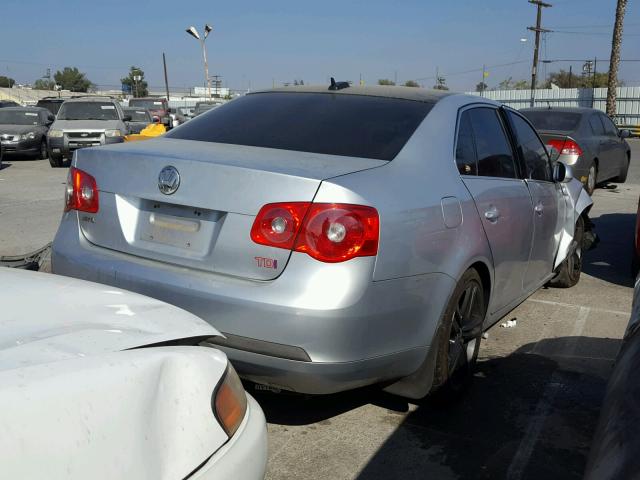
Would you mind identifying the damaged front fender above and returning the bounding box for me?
[554,178,594,270]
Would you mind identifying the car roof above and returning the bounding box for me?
[520,107,600,114]
[63,96,118,103]
[37,97,65,102]
[123,106,149,111]
[130,97,167,101]
[251,84,454,104]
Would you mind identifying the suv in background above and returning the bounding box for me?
[36,97,66,116]
[0,100,20,108]
[47,97,130,168]
[128,97,170,127]
[194,101,219,116]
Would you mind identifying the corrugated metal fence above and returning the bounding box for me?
[467,86,640,126]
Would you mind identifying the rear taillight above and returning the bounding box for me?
[65,167,99,213]
[547,138,583,156]
[213,364,247,437]
[250,202,379,263]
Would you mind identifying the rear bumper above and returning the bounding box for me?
[192,395,267,480]
[52,213,452,393]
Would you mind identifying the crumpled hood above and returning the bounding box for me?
[52,119,122,131]
[0,269,219,371]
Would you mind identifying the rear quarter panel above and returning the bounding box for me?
[316,94,494,285]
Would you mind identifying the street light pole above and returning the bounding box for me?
[528,0,552,107]
[186,24,213,100]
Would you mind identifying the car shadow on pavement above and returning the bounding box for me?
[355,336,619,480]
[583,213,635,287]
[0,161,11,170]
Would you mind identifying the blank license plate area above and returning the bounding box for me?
[136,200,224,255]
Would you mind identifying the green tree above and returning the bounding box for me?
[120,66,148,97]
[0,76,15,88]
[54,67,92,92]
[33,79,56,90]
[544,69,617,89]
[403,80,420,87]
[496,77,529,90]
[475,81,488,92]
[378,79,395,86]
[433,76,449,90]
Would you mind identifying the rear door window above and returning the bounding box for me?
[589,114,605,135]
[600,114,619,137]
[455,111,477,175]
[506,111,552,181]
[467,108,517,179]
[166,92,434,161]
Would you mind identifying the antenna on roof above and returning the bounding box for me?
[328,77,350,91]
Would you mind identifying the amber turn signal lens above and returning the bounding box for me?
[214,364,248,437]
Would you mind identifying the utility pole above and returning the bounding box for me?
[528,0,552,107]
[569,65,574,88]
[480,64,486,97]
[607,0,627,116]
[163,53,170,102]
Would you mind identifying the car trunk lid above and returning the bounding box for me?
[74,138,384,280]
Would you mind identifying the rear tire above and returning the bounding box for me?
[586,164,597,195]
[430,269,486,399]
[612,157,630,183]
[38,139,47,160]
[49,154,62,168]
[548,216,584,288]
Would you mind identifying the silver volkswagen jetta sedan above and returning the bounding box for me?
[52,85,590,399]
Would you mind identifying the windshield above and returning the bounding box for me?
[57,102,120,121]
[168,92,433,160]
[129,99,166,110]
[520,111,582,132]
[0,110,42,125]
[125,109,151,122]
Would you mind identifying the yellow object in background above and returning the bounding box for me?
[124,123,167,142]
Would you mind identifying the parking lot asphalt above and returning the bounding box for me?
[1,139,639,480]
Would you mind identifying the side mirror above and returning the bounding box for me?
[122,115,132,122]
[553,162,573,183]
[620,129,631,139]
[45,119,54,126]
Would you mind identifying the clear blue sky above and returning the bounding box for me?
[1,0,639,92]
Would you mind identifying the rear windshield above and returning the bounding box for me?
[0,110,42,125]
[520,111,582,132]
[166,92,434,160]
[129,99,166,110]
[125,109,151,122]
[57,102,119,121]
[36,100,63,115]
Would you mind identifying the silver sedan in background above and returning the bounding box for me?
[52,85,590,400]
[520,107,631,195]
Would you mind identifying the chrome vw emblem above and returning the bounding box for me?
[158,166,180,195]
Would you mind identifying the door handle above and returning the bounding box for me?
[534,203,544,215]
[484,206,500,222]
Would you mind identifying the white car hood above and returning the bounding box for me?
[0,269,219,370]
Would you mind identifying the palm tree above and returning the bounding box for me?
[606,0,627,117]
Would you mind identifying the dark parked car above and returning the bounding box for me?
[36,97,66,116]
[0,107,54,159]
[123,107,152,134]
[0,100,20,108]
[521,107,631,195]
[128,98,170,127]
[584,269,640,480]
